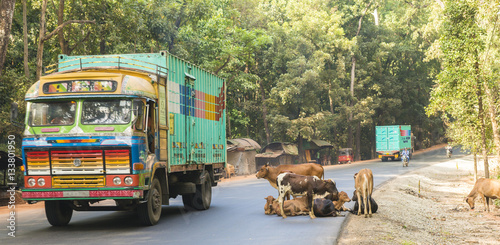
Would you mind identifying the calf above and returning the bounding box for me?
[256,163,324,189]
[465,178,500,212]
[333,191,352,212]
[354,168,374,218]
[276,173,339,219]
[351,190,378,215]
[264,196,279,215]
[264,196,308,216]
[264,196,337,217]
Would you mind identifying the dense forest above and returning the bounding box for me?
[1,0,499,172]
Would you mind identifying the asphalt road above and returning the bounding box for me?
[1,146,462,245]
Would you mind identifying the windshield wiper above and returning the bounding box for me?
[30,126,39,139]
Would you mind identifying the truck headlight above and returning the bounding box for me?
[28,178,36,187]
[124,176,133,185]
[113,177,122,185]
[37,178,45,187]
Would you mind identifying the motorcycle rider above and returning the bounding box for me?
[401,147,410,164]
[445,144,453,157]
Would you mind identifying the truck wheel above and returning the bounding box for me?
[183,172,212,210]
[138,178,162,225]
[45,200,73,226]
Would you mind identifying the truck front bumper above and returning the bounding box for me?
[22,188,143,201]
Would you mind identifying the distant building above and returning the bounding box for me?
[227,138,261,175]
[255,142,299,168]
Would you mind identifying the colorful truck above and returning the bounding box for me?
[375,125,411,161]
[16,52,226,226]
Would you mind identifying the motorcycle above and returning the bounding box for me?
[402,155,409,167]
[446,147,452,158]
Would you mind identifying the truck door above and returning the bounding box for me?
[185,75,196,164]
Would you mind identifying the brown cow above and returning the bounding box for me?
[354,168,374,218]
[264,196,338,217]
[465,178,500,212]
[277,173,339,219]
[333,191,351,212]
[264,196,307,216]
[256,163,324,189]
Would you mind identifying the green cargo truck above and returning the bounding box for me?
[17,51,226,226]
[375,125,411,161]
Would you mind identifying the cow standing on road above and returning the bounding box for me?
[351,190,378,215]
[354,168,374,218]
[256,163,324,189]
[276,173,339,219]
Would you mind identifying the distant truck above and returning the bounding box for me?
[15,52,226,226]
[375,125,412,161]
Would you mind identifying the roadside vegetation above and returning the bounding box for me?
[1,0,500,178]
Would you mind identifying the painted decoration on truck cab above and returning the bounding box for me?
[43,80,117,93]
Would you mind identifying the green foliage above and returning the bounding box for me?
[1,0,449,160]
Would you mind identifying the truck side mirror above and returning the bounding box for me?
[10,102,19,123]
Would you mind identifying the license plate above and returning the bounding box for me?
[63,191,90,197]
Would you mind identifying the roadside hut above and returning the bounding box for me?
[255,142,299,168]
[301,139,334,165]
[226,138,261,175]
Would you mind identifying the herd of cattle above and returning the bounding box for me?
[257,161,500,219]
[256,163,378,219]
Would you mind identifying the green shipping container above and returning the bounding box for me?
[375,125,411,160]
[57,51,226,172]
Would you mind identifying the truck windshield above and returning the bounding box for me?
[82,100,131,125]
[29,101,76,126]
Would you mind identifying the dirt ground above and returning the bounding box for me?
[337,155,500,245]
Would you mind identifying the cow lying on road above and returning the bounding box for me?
[351,190,378,215]
[333,191,351,212]
[264,196,308,216]
[354,168,374,218]
[277,173,339,219]
[465,178,500,212]
[256,163,324,189]
[264,196,340,217]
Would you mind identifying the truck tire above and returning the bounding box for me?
[45,200,73,226]
[182,172,212,210]
[138,178,162,225]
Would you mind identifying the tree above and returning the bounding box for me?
[0,0,16,76]
[427,0,490,178]
[35,0,94,80]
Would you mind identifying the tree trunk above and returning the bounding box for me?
[476,56,489,178]
[298,134,306,163]
[355,121,361,161]
[260,81,271,144]
[23,0,29,77]
[484,81,500,163]
[473,152,477,181]
[36,0,49,80]
[58,0,68,55]
[478,94,489,179]
[0,0,16,76]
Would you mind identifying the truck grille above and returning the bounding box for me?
[52,175,105,188]
[26,151,50,175]
[25,148,131,175]
[105,150,131,174]
[51,150,104,174]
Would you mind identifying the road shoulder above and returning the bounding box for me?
[337,155,500,244]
